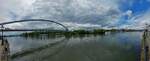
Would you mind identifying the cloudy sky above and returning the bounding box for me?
[0,0,150,29]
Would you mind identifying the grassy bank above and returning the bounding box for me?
[21,29,106,37]
[21,29,144,38]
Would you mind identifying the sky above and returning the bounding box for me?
[0,0,150,30]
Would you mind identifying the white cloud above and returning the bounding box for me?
[125,10,133,18]
[63,22,103,30]
[119,9,150,29]
[0,0,122,29]
[32,0,121,26]
[2,0,150,30]
[133,11,150,27]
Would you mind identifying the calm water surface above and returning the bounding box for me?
[5,32,142,61]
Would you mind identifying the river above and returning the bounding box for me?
[4,32,142,61]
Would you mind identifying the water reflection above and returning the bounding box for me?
[2,32,142,61]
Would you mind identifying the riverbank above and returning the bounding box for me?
[21,29,143,38]
[21,29,106,38]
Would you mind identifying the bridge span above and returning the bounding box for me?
[0,19,69,32]
[0,19,69,61]
[0,19,69,36]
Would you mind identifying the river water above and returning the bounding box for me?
[5,32,142,61]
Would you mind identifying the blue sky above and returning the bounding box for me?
[120,0,150,14]
[0,0,150,29]
[118,0,150,25]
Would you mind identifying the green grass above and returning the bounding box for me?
[21,29,106,38]
[21,29,143,38]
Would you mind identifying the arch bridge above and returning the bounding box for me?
[0,19,69,36]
